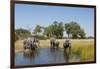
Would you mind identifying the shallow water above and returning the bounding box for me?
[15,48,80,65]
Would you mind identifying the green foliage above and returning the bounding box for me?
[33,25,42,35]
[65,23,72,38]
[43,27,52,38]
[15,33,19,41]
[80,45,94,61]
[87,36,94,39]
[65,21,86,39]
[78,29,86,38]
[43,21,64,38]
[16,21,86,39]
[34,35,47,40]
[15,28,31,39]
[71,45,94,62]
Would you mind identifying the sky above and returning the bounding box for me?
[15,4,94,37]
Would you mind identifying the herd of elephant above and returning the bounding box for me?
[23,37,71,51]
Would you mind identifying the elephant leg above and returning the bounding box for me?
[64,48,67,52]
[53,42,56,48]
[55,43,58,48]
[30,44,33,49]
[51,42,54,48]
[56,42,59,48]
[69,46,71,54]
[24,45,26,49]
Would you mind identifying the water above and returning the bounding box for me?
[15,48,80,65]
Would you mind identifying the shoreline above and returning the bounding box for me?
[15,39,94,53]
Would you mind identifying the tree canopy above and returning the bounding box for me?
[33,25,42,35]
[65,21,86,39]
[15,21,86,40]
[43,21,64,38]
[15,28,31,39]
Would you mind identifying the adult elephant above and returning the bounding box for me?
[50,37,59,48]
[23,37,40,50]
[63,39,71,53]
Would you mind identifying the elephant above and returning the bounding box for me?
[23,37,39,50]
[50,37,59,48]
[63,39,71,53]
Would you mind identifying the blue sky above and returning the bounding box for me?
[15,4,94,37]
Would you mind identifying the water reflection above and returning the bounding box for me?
[15,48,80,65]
[49,48,70,63]
[23,50,36,59]
[63,49,70,62]
[50,48,59,53]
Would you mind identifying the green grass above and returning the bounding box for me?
[69,39,94,62]
[71,44,94,62]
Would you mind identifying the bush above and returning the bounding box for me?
[15,33,19,41]
[15,28,31,39]
[35,35,48,40]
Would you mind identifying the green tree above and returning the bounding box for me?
[70,22,80,38]
[43,26,53,38]
[43,21,64,38]
[78,29,86,38]
[15,33,19,41]
[15,28,31,39]
[65,23,72,38]
[33,25,42,35]
[65,21,86,39]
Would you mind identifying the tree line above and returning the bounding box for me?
[15,21,87,41]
